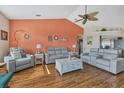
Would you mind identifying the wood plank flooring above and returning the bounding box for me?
[1,63,124,88]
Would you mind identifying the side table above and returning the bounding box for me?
[0,62,6,68]
[0,62,7,73]
[35,53,44,66]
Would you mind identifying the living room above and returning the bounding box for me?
[1,5,124,88]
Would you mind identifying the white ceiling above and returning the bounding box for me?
[0,5,80,19]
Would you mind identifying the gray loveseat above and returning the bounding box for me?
[45,47,69,64]
[4,48,34,72]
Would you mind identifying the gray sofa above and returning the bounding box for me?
[81,48,124,74]
[4,48,34,72]
[45,47,69,64]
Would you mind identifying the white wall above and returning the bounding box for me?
[0,12,9,61]
[67,5,124,52]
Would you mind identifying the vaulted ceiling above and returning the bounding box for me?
[0,5,80,19]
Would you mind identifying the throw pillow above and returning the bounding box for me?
[20,50,26,58]
[10,51,22,59]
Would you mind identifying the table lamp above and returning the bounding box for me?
[72,44,76,52]
[36,44,42,54]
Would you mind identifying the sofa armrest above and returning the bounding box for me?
[26,54,35,66]
[4,56,15,63]
[6,60,16,72]
[26,54,33,58]
[96,55,103,59]
[4,56,16,72]
[45,53,49,64]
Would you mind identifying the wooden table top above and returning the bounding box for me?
[0,62,6,67]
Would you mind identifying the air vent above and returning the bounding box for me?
[35,14,41,17]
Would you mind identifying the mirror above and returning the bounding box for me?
[100,35,114,49]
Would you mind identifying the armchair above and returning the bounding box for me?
[4,48,34,72]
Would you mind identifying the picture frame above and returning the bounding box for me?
[48,34,67,42]
[48,35,53,41]
[87,36,93,45]
[1,30,8,41]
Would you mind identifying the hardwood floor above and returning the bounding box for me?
[1,63,124,88]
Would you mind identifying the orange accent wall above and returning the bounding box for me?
[9,19,83,54]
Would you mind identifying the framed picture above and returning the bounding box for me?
[48,34,67,42]
[87,36,93,45]
[1,30,8,40]
[53,35,59,40]
[48,35,53,42]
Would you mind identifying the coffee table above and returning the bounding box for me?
[55,57,83,76]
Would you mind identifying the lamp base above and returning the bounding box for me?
[36,49,42,54]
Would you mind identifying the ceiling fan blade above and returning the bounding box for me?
[75,19,83,22]
[78,14,86,18]
[87,11,99,16]
[88,17,98,21]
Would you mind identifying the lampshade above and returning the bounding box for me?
[72,44,76,48]
[36,44,42,49]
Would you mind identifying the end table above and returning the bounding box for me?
[0,62,6,68]
[0,62,7,73]
[35,53,44,66]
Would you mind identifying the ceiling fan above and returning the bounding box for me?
[75,5,99,25]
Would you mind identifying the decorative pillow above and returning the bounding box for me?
[10,51,22,59]
[20,50,26,58]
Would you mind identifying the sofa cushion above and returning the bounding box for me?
[54,48,62,54]
[62,53,69,57]
[56,54,63,58]
[62,50,68,54]
[55,50,62,54]
[61,47,67,51]
[96,58,110,66]
[48,50,55,55]
[16,58,31,67]
[49,56,56,60]
[82,55,90,60]
[10,51,22,59]
[48,48,55,51]
[49,54,63,60]
[89,52,98,56]
[104,49,118,54]
[103,54,117,60]
[89,48,99,56]
[99,49,104,53]
[90,48,99,52]
[55,48,61,51]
